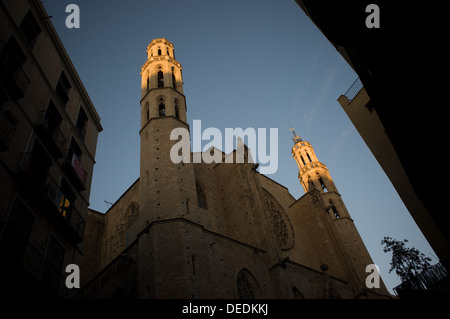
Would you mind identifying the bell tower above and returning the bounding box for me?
[140,38,187,126]
[137,38,197,233]
[290,126,389,295]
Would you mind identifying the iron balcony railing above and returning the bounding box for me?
[35,109,67,158]
[0,227,77,299]
[17,152,85,242]
[393,262,450,297]
[62,150,87,191]
[343,77,363,102]
[41,173,86,241]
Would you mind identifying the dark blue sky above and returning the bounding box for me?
[42,0,436,294]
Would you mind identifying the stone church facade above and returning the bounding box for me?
[80,38,391,299]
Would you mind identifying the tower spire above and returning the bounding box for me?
[289,122,302,143]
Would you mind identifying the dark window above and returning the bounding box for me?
[43,101,62,135]
[174,99,180,119]
[0,109,17,151]
[59,179,75,219]
[41,237,65,291]
[22,142,51,186]
[0,199,34,265]
[306,152,312,163]
[167,48,170,55]
[172,67,176,89]
[157,70,164,88]
[146,76,150,92]
[67,137,82,163]
[196,182,207,209]
[317,174,327,191]
[300,155,306,165]
[0,37,29,97]
[158,99,165,117]
[331,206,340,218]
[0,36,27,73]
[19,10,42,48]
[145,102,149,120]
[158,49,161,56]
[75,107,88,140]
[55,71,71,107]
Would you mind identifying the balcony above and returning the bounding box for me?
[34,110,66,159]
[393,262,450,298]
[61,151,86,192]
[0,39,30,99]
[342,77,363,102]
[0,233,77,299]
[16,153,85,244]
[0,110,16,151]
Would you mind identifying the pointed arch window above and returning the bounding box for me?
[158,98,166,117]
[145,102,149,121]
[332,206,340,218]
[196,182,207,209]
[317,173,327,191]
[157,68,164,88]
[157,48,161,56]
[300,155,306,165]
[174,99,180,119]
[171,67,177,89]
[236,269,262,299]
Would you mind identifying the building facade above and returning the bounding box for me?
[295,0,449,269]
[80,39,390,299]
[0,0,102,298]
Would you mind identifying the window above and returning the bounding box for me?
[171,67,176,89]
[19,10,42,48]
[157,69,164,88]
[196,182,207,209]
[146,75,150,92]
[306,152,312,163]
[42,237,65,291]
[174,99,180,119]
[236,269,261,299]
[0,199,34,265]
[167,47,170,55]
[300,155,306,165]
[0,36,26,72]
[0,36,29,97]
[157,48,161,56]
[332,206,340,218]
[67,138,84,175]
[158,98,165,117]
[55,71,71,107]
[59,179,75,218]
[145,102,149,120]
[75,107,88,140]
[317,173,327,191]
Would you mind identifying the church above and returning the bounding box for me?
[80,38,391,299]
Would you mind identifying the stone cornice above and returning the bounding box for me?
[141,56,182,74]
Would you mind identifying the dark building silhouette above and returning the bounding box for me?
[295,0,449,272]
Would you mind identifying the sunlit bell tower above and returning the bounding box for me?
[137,38,198,234]
[140,38,187,126]
[290,127,338,195]
[290,126,351,220]
[290,126,389,295]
